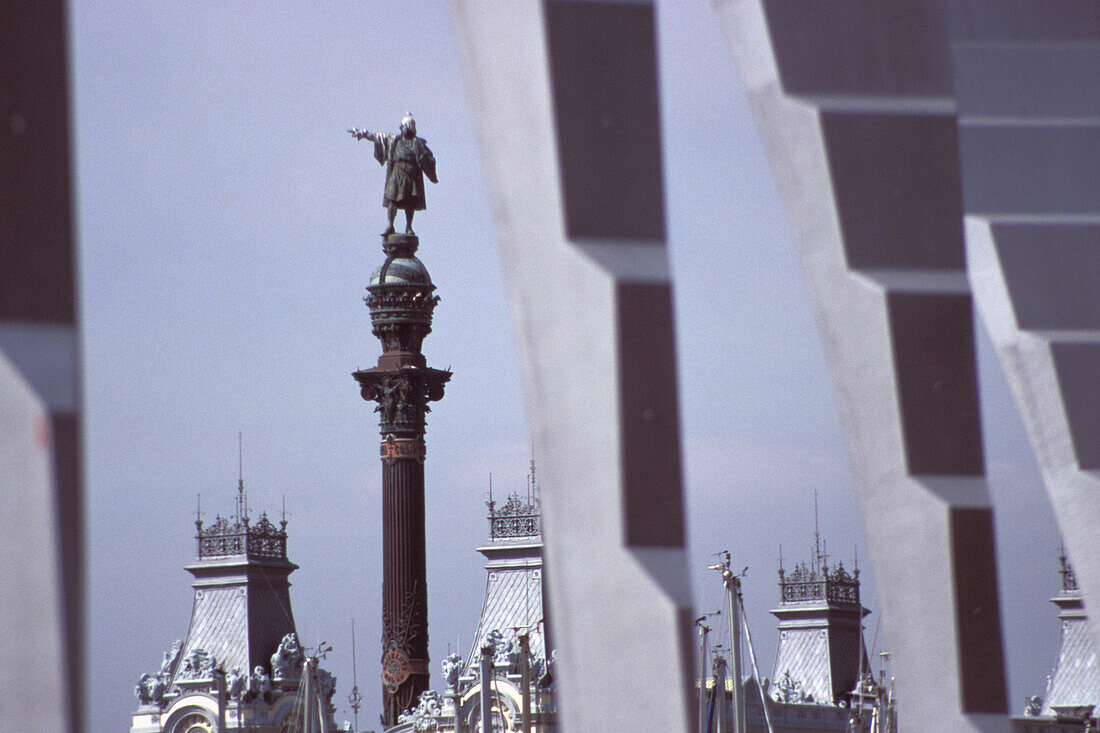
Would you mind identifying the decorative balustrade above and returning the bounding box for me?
[1061,554,1078,592]
[487,493,541,540]
[196,512,287,560]
[778,562,860,606]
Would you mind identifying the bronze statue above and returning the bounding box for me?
[349,114,438,236]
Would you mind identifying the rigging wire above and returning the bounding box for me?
[738,593,776,733]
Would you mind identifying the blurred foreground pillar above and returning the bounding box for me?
[449,2,694,730]
[714,2,1008,730]
[0,1,83,731]
[951,3,1100,661]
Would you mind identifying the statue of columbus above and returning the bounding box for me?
[349,114,438,236]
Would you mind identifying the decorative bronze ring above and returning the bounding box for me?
[381,648,411,690]
[380,436,425,462]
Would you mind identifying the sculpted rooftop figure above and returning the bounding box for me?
[349,114,438,236]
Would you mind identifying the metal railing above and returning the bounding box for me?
[196,515,287,559]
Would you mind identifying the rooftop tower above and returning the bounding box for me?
[770,553,869,706]
[463,490,549,677]
[1036,554,1100,722]
[129,493,337,733]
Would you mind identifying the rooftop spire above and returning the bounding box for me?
[528,454,536,505]
[813,490,829,573]
[235,431,249,523]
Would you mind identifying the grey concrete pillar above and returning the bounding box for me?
[449,2,694,731]
[0,1,83,731]
[712,2,1008,730]
[949,1,1100,664]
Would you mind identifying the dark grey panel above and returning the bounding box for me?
[992,223,1100,331]
[544,1,665,241]
[886,292,984,476]
[949,507,1008,714]
[676,606,697,731]
[1051,343,1100,469]
[247,577,298,671]
[51,412,82,733]
[948,1,1100,42]
[959,124,1100,215]
[822,113,965,271]
[0,0,76,323]
[762,1,952,100]
[616,282,684,547]
[952,45,1100,120]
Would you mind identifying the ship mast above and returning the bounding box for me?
[710,552,744,733]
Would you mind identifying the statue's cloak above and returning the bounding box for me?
[373,134,437,211]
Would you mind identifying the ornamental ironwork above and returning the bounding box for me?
[196,512,287,560]
[778,561,860,606]
[488,493,541,540]
[355,369,451,437]
[1061,554,1078,592]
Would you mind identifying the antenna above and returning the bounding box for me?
[236,431,247,523]
[813,490,828,573]
[528,453,536,505]
[778,544,784,575]
[195,494,204,530]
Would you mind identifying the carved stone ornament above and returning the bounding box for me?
[441,653,463,691]
[317,666,338,704]
[161,640,183,676]
[250,665,272,699]
[135,673,167,705]
[134,639,185,705]
[485,629,512,667]
[398,689,444,731]
[271,632,304,679]
[227,667,247,700]
[773,669,812,704]
[178,648,217,680]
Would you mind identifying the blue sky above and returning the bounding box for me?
[71,2,1062,730]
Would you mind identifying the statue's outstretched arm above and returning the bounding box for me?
[348,128,375,141]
